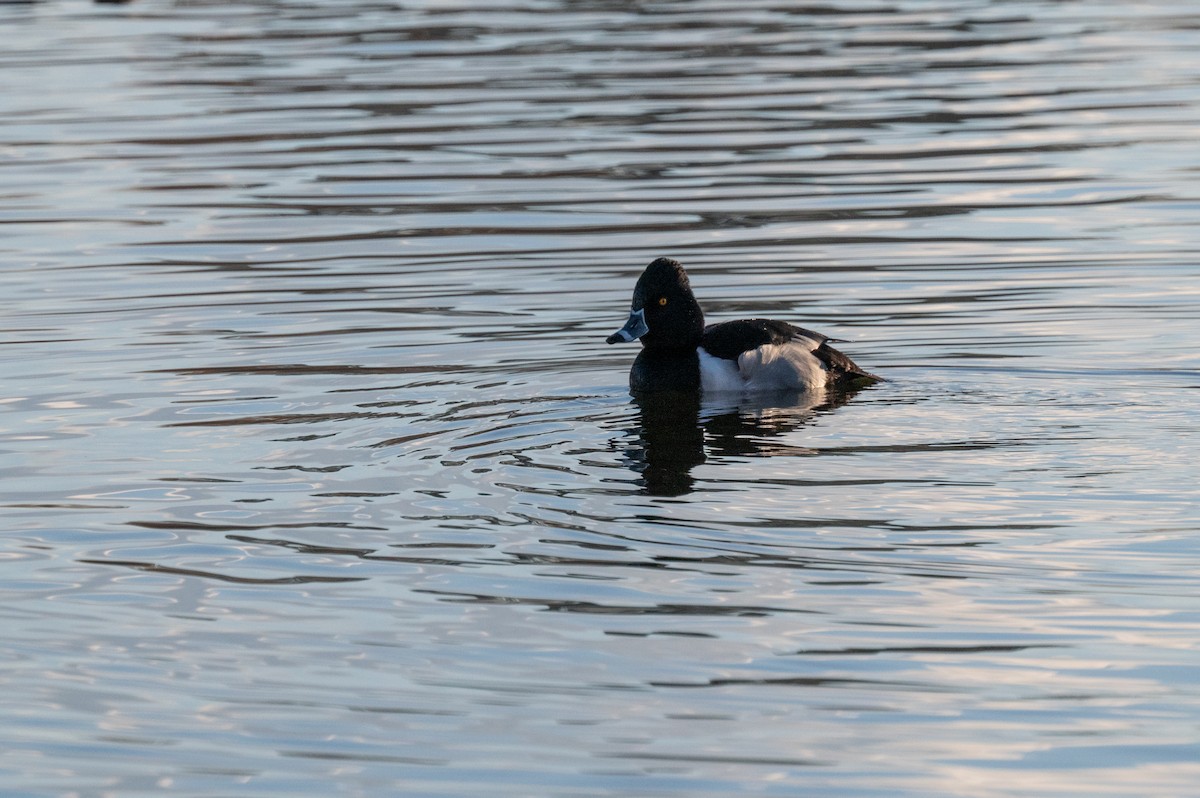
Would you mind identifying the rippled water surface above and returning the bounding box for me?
[3,1,1199,795]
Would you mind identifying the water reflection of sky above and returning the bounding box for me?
[2,0,1199,796]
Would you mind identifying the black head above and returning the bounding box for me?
[606,257,705,351]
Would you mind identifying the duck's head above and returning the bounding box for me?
[606,257,705,351]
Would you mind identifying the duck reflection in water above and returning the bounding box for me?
[625,386,865,496]
[608,257,880,495]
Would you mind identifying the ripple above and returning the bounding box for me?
[3,1,1200,796]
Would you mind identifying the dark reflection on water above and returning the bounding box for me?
[625,386,869,496]
[3,0,1200,796]
[624,390,707,496]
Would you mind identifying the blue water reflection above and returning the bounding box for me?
[2,1,1200,796]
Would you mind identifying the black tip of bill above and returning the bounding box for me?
[607,308,648,345]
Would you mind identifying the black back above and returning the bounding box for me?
[701,319,826,360]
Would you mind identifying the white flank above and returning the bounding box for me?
[698,341,829,397]
[741,341,828,397]
[697,348,746,393]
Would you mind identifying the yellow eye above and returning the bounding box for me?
[658,297,668,306]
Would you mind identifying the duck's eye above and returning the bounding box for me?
[658,297,668,306]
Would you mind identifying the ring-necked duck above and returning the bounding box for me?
[606,257,880,396]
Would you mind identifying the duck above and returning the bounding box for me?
[606,257,880,396]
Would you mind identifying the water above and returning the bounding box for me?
[2,0,1199,795]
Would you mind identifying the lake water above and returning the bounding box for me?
[2,1,1199,796]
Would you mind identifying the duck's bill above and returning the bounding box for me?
[606,308,648,344]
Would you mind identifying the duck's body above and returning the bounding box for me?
[607,258,878,396]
